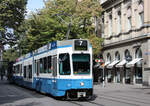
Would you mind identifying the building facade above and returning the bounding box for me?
[100,0,150,85]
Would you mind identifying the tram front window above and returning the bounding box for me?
[59,53,71,75]
[72,54,90,75]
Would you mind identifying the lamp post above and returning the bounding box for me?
[101,62,105,87]
[97,58,105,87]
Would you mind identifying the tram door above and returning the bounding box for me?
[52,55,57,90]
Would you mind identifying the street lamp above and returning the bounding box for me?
[95,58,105,87]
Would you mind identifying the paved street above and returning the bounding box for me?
[1,79,150,106]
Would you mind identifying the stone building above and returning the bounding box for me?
[100,0,150,85]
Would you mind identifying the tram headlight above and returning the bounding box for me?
[80,82,84,86]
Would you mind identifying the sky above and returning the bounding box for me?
[26,0,45,15]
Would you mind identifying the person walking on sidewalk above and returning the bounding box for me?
[0,69,4,80]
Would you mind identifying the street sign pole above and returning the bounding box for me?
[102,66,105,87]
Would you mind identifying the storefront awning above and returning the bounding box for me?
[107,60,120,69]
[104,61,110,66]
[126,58,143,67]
[116,59,127,67]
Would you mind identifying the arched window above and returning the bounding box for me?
[125,49,132,61]
[115,51,120,61]
[107,53,111,63]
[135,48,142,58]
[125,49,130,57]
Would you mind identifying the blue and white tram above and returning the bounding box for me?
[13,39,93,99]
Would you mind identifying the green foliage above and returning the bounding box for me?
[2,48,19,62]
[0,0,27,45]
[19,0,103,56]
[88,35,104,57]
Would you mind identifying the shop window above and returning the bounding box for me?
[135,48,143,84]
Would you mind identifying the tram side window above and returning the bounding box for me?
[40,58,44,73]
[44,57,47,73]
[20,64,22,75]
[59,53,71,75]
[37,60,40,76]
[13,66,16,74]
[24,66,26,78]
[34,60,37,74]
[29,65,32,79]
[17,65,19,74]
[48,56,52,73]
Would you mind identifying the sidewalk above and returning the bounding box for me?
[94,82,150,95]
[0,76,9,84]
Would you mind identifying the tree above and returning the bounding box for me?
[0,0,27,46]
[21,0,103,56]
[2,48,19,62]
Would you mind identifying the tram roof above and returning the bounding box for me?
[15,39,90,63]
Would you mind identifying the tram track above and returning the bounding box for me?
[97,93,150,105]
[67,100,105,106]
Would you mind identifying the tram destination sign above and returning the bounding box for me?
[74,40,88,51]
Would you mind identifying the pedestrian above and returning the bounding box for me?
[1,73,3,80]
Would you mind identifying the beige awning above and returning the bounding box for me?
[126,58,143,67]
[116,59,127,67]
[107,60,120,69]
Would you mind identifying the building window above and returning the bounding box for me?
[101,16,104,38]
[108,14,112,36]
[137,1,144,28]
[127,7,132,32]
[125,49,132,62]
[127,16,132,31]
[117,11,121,34]
[115,51,120,61]
[139,12,144,26]
[107,53,111,62]
[135,48,142,58]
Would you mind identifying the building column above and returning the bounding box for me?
[112,68,115,83]
[112,7,116,36]
[121,2,126,33]
[144,0,150,25]
[130,66,135,84]
[120,67,125,84]
[104,68,108,83]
